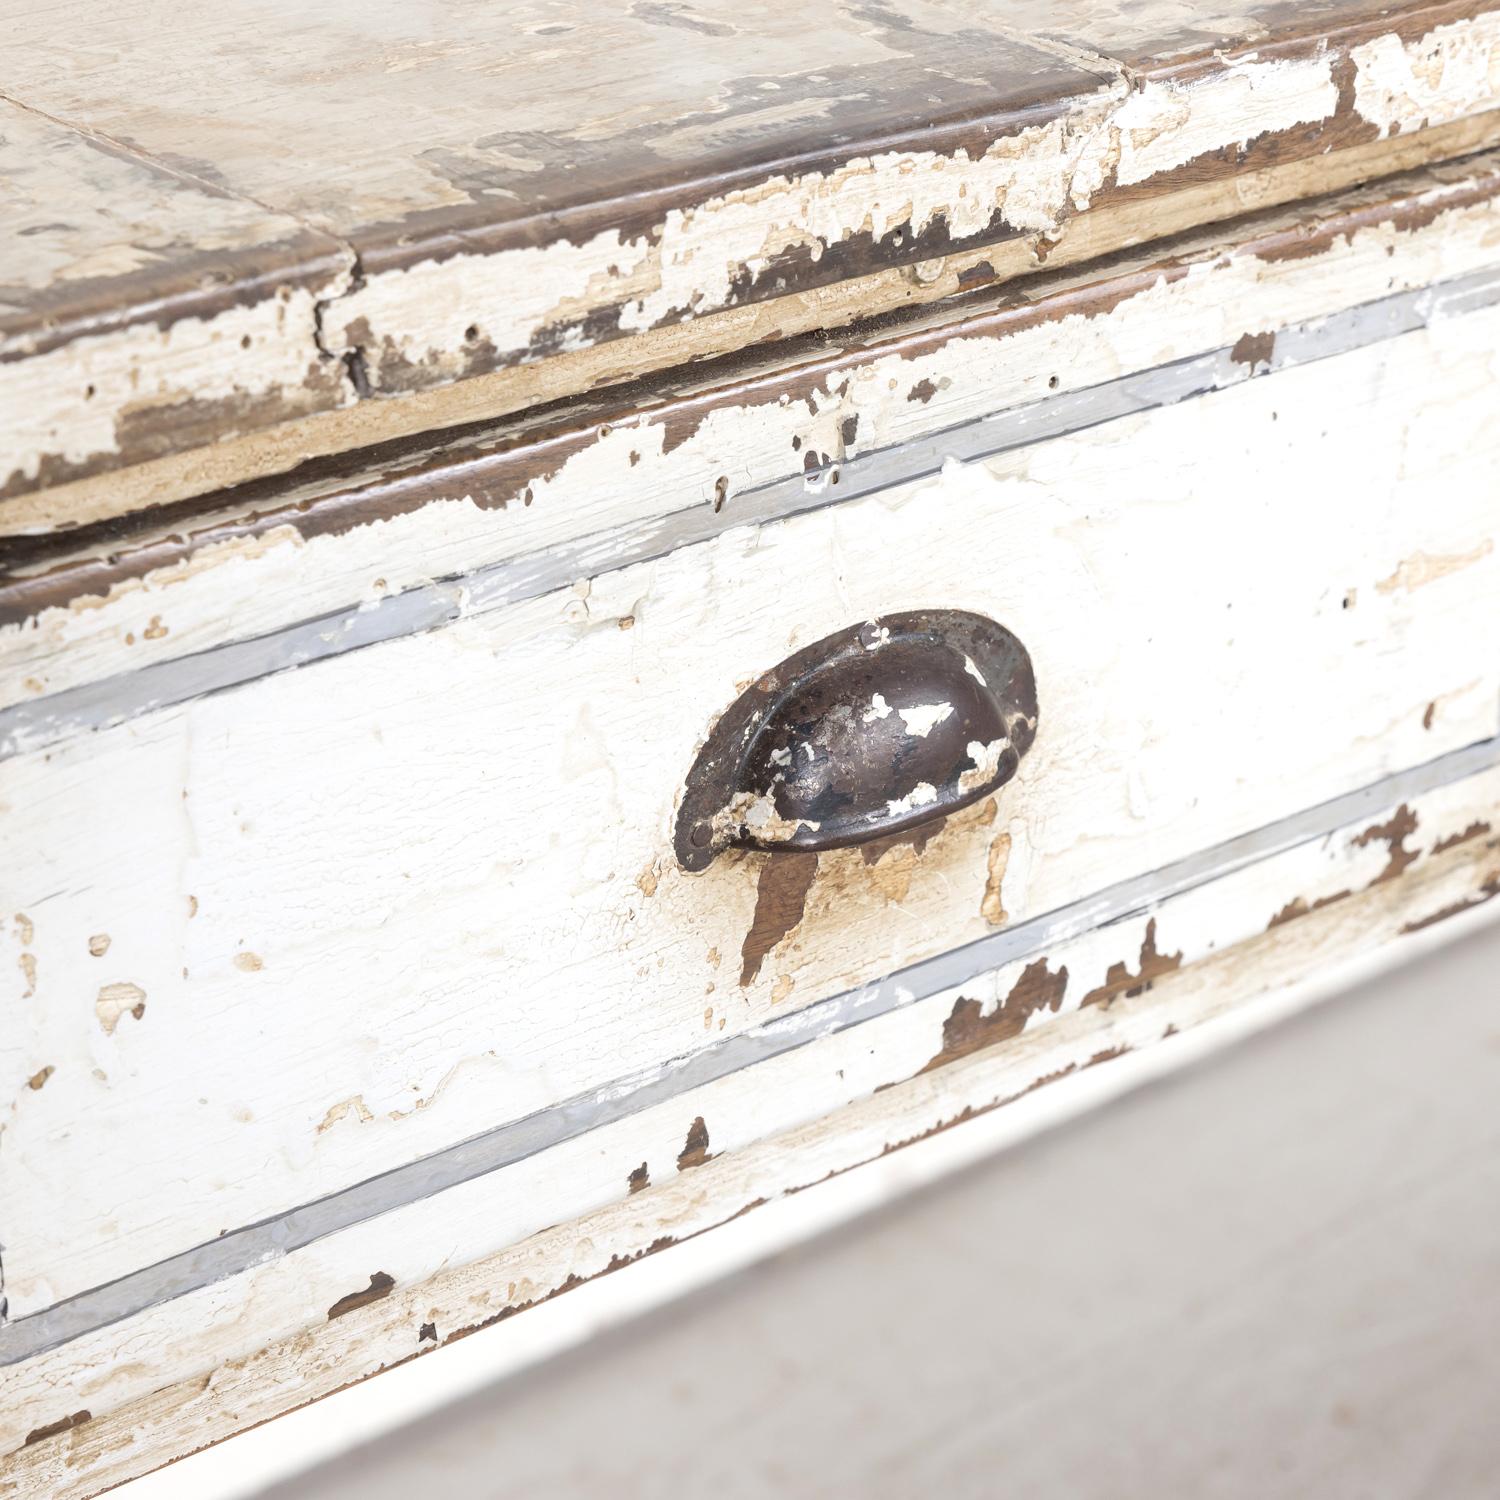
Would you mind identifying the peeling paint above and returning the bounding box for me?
[1432,819,1493,853]
[1230,329,1276,368]
[1353,12,1500,138]
[327,1272,395,1320]
[920,958,1070,1073]
[740,852,819,986]
[5,758,1500,1488]
[1079,918,1183,1008]
[1353,802,1421,883]
[676,1116,711,1171]
[12,167,1500,712]
[320,41,1371,397]
[1269,801,1438,930]
[5,293,1499,1330]
[318,1096,375,1133]
[1399,875,1500,931]
[23,1409,91,1447]
[1268,888,1353,929]
[5,24,1500,1460]
[8,0,1500,532]
[1376,539,1494,593]
[982,831,1012,927]
[94,982,146,1035]
[897,702,954,737]
[1111,57,1338,187]
[884,780,940,817]
[858,837,923,905]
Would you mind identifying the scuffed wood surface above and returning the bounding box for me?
[3,310,1498,1313]
[6,0,1500,518]
[0,97,353,500]
[5,151,1500,702]
[5,760,1498,1499]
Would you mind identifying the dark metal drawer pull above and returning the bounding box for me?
[675,610,1037,871]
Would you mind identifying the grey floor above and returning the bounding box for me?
[259,922,1500,1500]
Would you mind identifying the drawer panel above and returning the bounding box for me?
[8,750,1500,1490]
[4,305,1500,1313]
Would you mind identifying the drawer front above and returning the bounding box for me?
[9,744,1500,1495]
[4,301,1500,1316]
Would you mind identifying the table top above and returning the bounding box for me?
[4,0,1495,525]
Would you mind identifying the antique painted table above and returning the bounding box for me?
[3,2,1500,1493]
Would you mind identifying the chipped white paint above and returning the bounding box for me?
[3,318,1499,1314]
[325,54,1351,384]
[6,761,1498,1497]
[9,4,1500,516]
[0,99,353,498]
[1112,57,1338,186]
[325,222,653,387]
[327,93,1143,384]
[1376,536,1496,592]
[897,702,953,737]
[959,738,1008,796]
[884,781,940,817]
[863,694,893,723]
[608,95,1128,333]
[93,981,146,1035]
[1353,11,1500,137]
[323,23,1498,388]
[1,284,347,493]
[10,162,1500,708]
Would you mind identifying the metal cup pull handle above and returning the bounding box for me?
[674,610,1037,872]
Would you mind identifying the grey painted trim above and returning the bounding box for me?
[4,733,1498,1363]
[3,264,1499,760]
